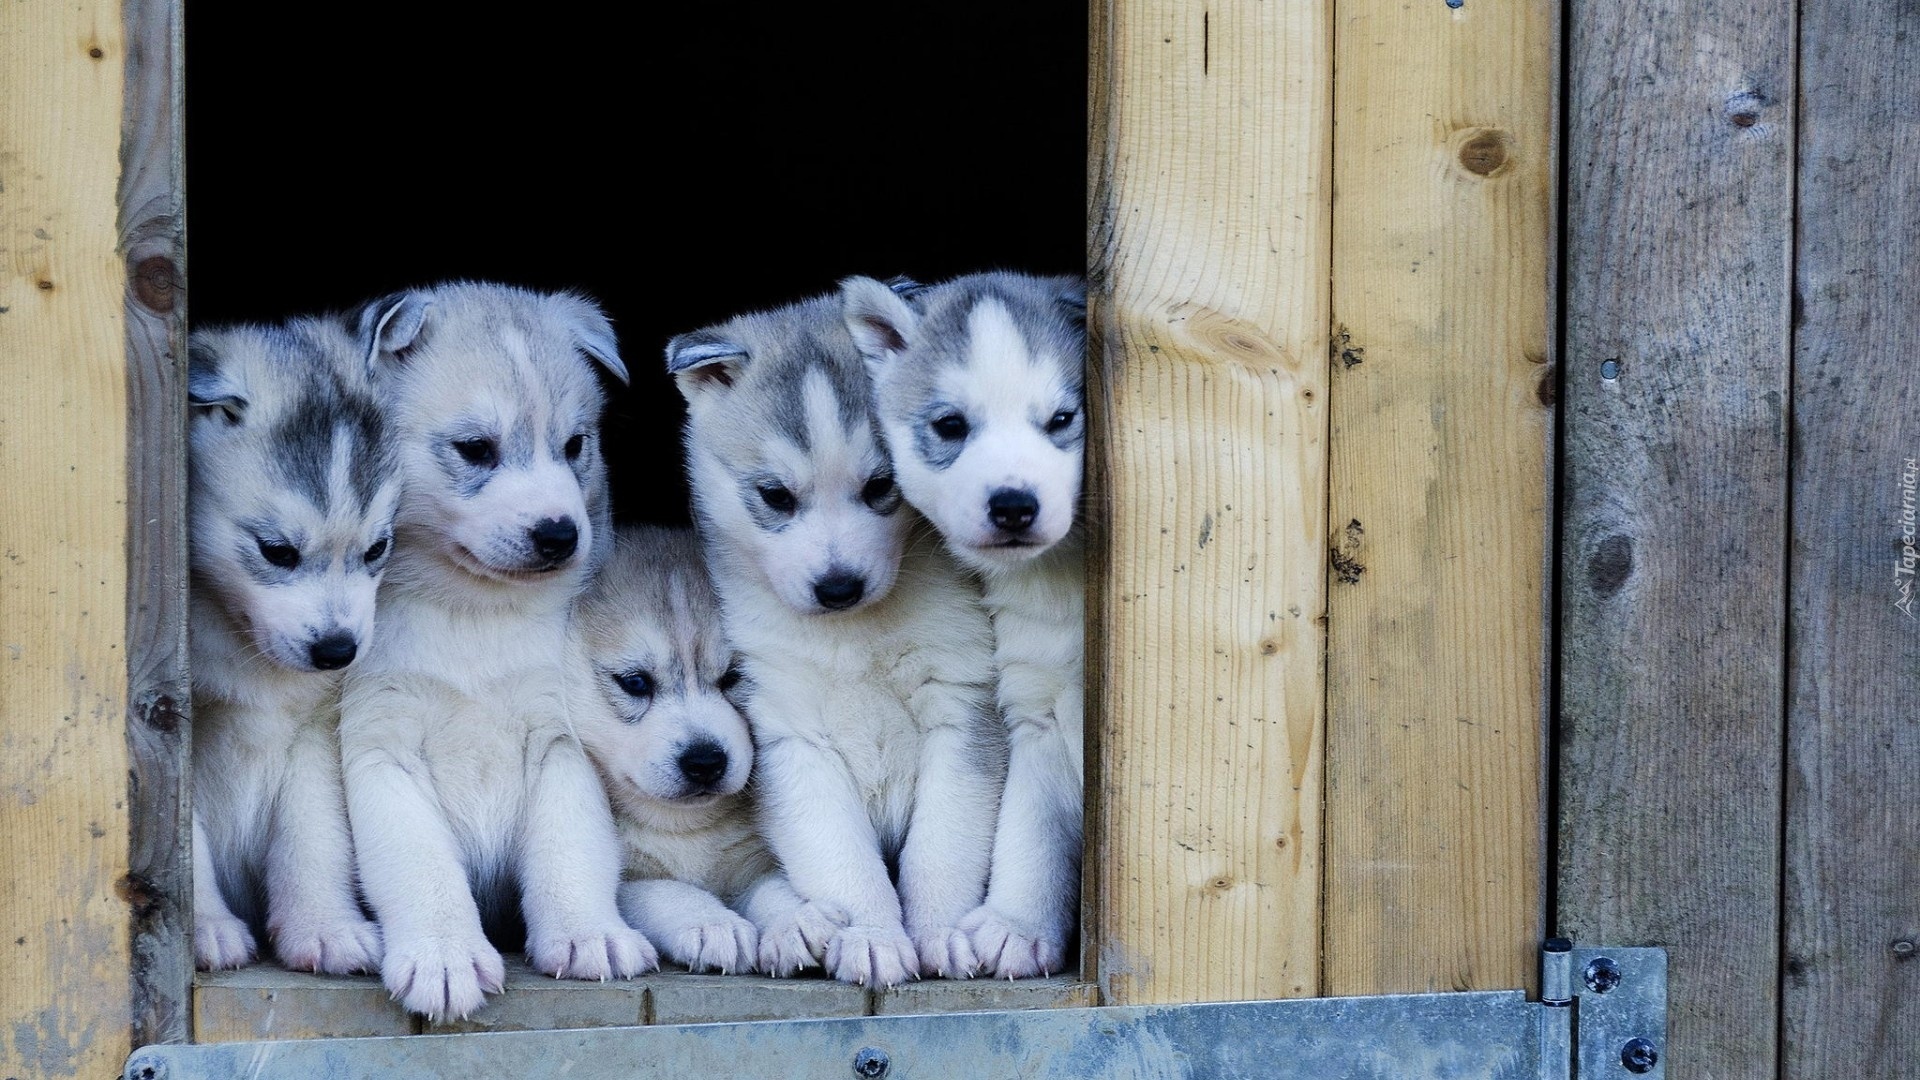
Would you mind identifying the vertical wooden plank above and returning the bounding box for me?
[1325,0,1557,995]
[0,3,137,1077]
[121,0,191,1050]
[1088,0,1331,1003]
[1786,1,1920,1073]
[1557,0,1792,1074]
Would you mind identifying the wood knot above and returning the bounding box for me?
[1587,534,1634,597]
[1259,638,1279,656]
[131,256,179,314]
[115,873,161,919]
[1455,128,1513,177]
[140,693,182,734]
[88,45,104,59]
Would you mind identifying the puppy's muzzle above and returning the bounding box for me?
[812,571,866,611]
[677,740,729,789]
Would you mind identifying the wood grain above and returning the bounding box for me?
[0,3,138,1075]
[1088,0,1331,1004]
[1324,0,1557,996]
[1556,0,1793,1073]
[1785,0,1920,1073]
[121,0,192,1050]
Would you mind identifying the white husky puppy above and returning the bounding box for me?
[575,524,830,975]
[186,308,401,974]
[338,282,653,1022]
[842,270,1087,979]
[668,290,1002,986]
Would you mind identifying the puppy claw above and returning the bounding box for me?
[382,934,504,1023]
[668,913,759,974]
[958,905,1067,981]
[912,926,982,980]
[757,900,843,977]
[194,912,258,971]
[530,924,658,982]
[825,924,918,988]
[272,913,384,975]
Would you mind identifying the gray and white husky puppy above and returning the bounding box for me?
[668,291,1002,986]
[186,307,403,974]
[842,270,1087,979]
[575,524,830,975]
[339,282,653,1022]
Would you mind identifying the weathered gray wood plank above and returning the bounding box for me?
[122,0,192,1049]
[1785,1,1920,1074]
[1557,0,1793,1075]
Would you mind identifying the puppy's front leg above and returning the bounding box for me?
[266,718,381,975]
[191,814,256,970]
[758,735,918,987]
[960,720,1081,978]
[346,750,502,1023]
[519,734,657,981]
[895,686,1001,979]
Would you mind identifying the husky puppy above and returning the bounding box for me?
[338,282,653,1022]
[668,291,1002,986]
[575,524,830,975]
[842,270,1087,979]
[186,308,402,974]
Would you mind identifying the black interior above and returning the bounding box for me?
[185,3,1088,525]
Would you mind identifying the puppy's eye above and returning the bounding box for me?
[363,537,390,565]
[453,437,498,468]
[564,433,586,461]
[613,670,654,700]
[931,413,969,441]
[759,485,797,513]
[258,539,300,569]
[716,664,743,692]
[1046,409,1077,434]
[861,474,895,507]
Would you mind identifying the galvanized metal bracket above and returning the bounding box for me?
[124,941,1666,1079]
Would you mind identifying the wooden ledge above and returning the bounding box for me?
[193,962,1096,1042]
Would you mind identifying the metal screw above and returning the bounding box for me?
[853,1046,891,1078]
[126,1056,166,1080]
[1621,1037,1659,1073]
[1583,955,1622,994]
[1600,358,1621,380]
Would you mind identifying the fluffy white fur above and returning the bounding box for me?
[669,294,1003,986]
[186,312,400,975]
[843,271,1088,978]
[339,282,653,1022]
[574,525,829,975]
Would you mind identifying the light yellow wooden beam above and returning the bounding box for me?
[0,2,137,1075]
[1089,0,1332,1004]
[1324,0,1557,995]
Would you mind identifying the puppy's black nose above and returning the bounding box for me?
[530,517,578,562]
[988,488,1039,533]
[813,572,866,610]
[678,741,729,788]
[309,633,358,671]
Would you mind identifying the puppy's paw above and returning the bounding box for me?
[193,911,257,971]
[662,910,759,975]
[756,899,844,977]
[271,911,384,975]
[382,931,505,1023]
[958,904,1068,979]
[528,923,658,982]
[911,924,982,980]
[824,923,918,988]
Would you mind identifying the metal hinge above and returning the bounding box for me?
[124,941,1665,1079]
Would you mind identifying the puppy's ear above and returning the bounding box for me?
[666,331,748,404]
[357,292,431,375]
[1053,276,1088,327]
[840,275,920,367]
[554,292,630,386]
[186,335,247,424]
